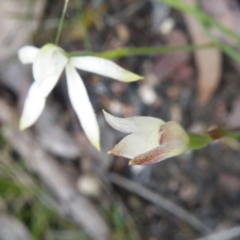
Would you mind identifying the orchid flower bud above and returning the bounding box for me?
[103,110,189,165]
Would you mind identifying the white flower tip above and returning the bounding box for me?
[102,109,108,117]
[18,49,26,64]
[19,118,30,131]
[128,160,134,165]
[124,73,144,82]
[18,46,39,64]
[107,149,114,155]
[102,109,118,126]
[86,133,101,151]
[89,133,101,151]
[102,109,124,132]
[94,140,101,151]
[102,109,111,123]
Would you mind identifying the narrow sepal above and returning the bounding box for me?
[18,46,39,64]
[19,82,46,130]
[103,110,164,133]
[70,56,143,82]
[66,64,100,150]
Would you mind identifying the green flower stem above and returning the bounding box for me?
[188,133,212,150]
[159,0,240,44]
[207,127,229,140]
[188,128,240,150]
[207,35,240,63]
[55,0,69,45]
[226,131,240,140]
[69,43,214,59]
[213,40,240,63]
[200,20,240,63]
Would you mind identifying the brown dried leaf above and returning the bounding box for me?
[201,0,240,72]
[153,29,190,80]
[201,0,240,45]
[183,0,222,105]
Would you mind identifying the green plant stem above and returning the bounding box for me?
[69,43,214,59]
[227,131,240,140]
[188,133,212,150]
[201,24,240,63]
[211,38,240,63]
[55,0,69,45]
[188,129,240,150]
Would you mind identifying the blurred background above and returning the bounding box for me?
[1,0,240,239]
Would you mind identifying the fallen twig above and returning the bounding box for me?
[109,172,212,234]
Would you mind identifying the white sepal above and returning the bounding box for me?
[19,82,46,130]
[18,46,40,64]
[108,133,148,158]
[70,56,143,82]
[129,140,188,165]
[65,64,100,150]
[103,110,164,133]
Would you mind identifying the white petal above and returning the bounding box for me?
[37,75,62,98]
[19,82,46,130]
[18,46,40,64]
[103,110,165,133]
[108,128,160,159]
[70,56,143,82]
[66,65,100,150]
[129,140,188,165]
[33,44,68,96]
[108,133,148,158]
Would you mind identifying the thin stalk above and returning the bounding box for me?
[69,43,214,59]
[227,131,240,140]
[200,18,240,63]
[188,133,212,150]
[55,0,69,45]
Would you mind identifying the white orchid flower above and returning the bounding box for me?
[18,44,143,150]
[103,110,189,165]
